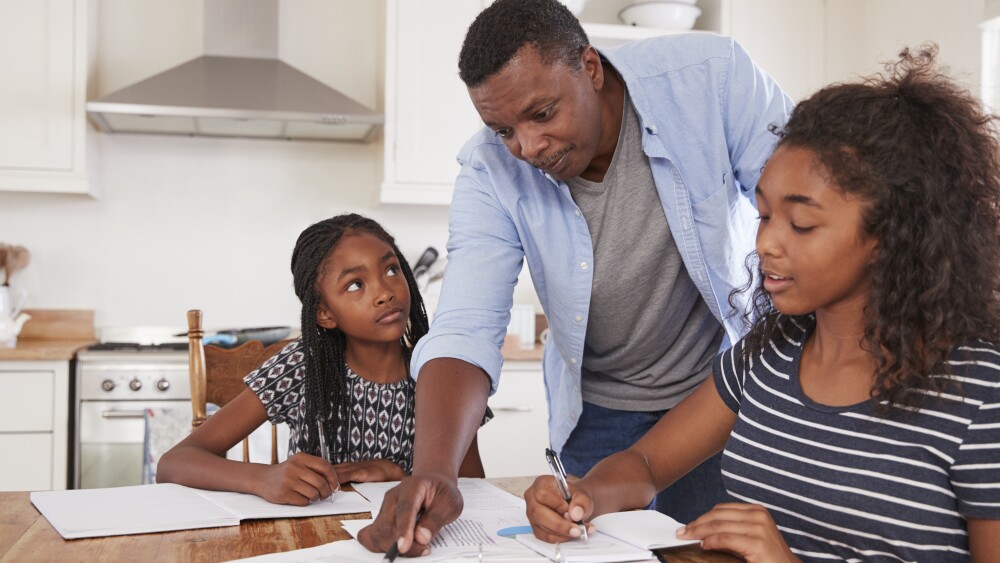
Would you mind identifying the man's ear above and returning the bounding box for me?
[315,303,338,330]
[582,45,603,89]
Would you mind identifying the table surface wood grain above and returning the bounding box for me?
[0,477,740,562]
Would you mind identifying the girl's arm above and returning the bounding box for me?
[525,377,737,541]
[156,388,338,505]
[969,518,1000,562]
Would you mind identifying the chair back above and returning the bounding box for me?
[187,309,291,464]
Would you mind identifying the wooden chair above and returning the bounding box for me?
[186,309,291,464]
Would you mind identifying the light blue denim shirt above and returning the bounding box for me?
[412,33,793,454]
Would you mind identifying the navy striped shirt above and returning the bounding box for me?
[713,316,1000,561]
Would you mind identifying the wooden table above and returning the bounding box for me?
[0,477,739,562]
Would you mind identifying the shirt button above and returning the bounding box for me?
[569,358,578,365]
[575,209,582,217]
[574,315,583,323]
[580,262,588,270]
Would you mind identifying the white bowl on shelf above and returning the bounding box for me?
[558,0,588,15]
[618,1,702,31]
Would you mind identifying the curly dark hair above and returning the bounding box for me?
[290,213,429,457]
[458,0,589,87]
[734,44,1000,413]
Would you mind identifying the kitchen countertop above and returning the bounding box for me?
[0,339,95,361]
[0,309,96,361]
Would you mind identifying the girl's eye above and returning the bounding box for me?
[386,265,399,277]
[346,280,362,292]
[791,224,815,234]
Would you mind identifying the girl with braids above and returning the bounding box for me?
[524,46,1000,561]
[159,213,486,505]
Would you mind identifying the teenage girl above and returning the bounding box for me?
[158,214,485,505]
[524,46,1000,561]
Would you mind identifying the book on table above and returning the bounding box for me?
[29,483,372,540]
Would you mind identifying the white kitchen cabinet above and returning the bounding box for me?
[0,0,91,194]
[381,0,489,205]
[381,0,823,205]
[0,361,70,491]
[478,360,549,478]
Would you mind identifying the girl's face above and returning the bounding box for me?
[314,232,411,345]
[755,146,877,316]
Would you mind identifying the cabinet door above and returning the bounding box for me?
[0,434,53,491]
[0,370,55,432]
[381,0,487,205]
[479,362,550,478]
[726,0,826,101]
[0,0,89,193]
[0,362,70,491]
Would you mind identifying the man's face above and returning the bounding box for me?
[468,44,606,181]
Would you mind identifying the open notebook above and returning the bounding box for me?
[30,483,372,539]
[516,509,698,562]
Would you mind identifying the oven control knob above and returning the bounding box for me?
[101,379,115,392]
[129,378,142,391]
[156,378,170,392]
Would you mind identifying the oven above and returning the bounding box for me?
[73,341,189,489]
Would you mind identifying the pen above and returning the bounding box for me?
[545,447,588,543]
[315,418,336,502]
[381,508,425,563]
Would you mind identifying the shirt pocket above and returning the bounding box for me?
[690,180,757,275]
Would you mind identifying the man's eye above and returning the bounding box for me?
[535,109,550,120]
[494,128,511,138]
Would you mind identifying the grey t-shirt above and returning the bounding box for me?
[565,93,723,411]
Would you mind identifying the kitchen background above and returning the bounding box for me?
[0,0,995,331]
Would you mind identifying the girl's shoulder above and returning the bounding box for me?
[947,340,1000,384]
[245,338,306,385]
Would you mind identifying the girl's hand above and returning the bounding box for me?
[677,503,799,563]
[333,459,407,483]
[255,452,339,506]
[525,475,596,543]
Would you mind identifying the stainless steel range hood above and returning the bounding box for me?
[86,0,382,143]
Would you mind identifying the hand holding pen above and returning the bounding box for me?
[545,447,589,543]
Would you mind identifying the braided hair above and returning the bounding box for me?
[290,213,430,458]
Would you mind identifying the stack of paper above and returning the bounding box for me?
[30,483,372,539]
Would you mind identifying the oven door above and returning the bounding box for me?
[77,400,189,489]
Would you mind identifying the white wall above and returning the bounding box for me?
[826,0,986,92]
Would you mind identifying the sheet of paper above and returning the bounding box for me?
[194,488,372,520]
[591,509,699,550]
[30,484,239,539]
[516,532,655,563]
[351,478,524,518]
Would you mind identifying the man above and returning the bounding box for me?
[360,0,792,555]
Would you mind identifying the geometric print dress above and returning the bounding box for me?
[243,338,416,472]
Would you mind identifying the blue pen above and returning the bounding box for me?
[545,447,588,543]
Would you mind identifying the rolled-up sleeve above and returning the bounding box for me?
[411,151,525,394]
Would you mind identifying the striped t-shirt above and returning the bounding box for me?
[713,316,1000,561]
